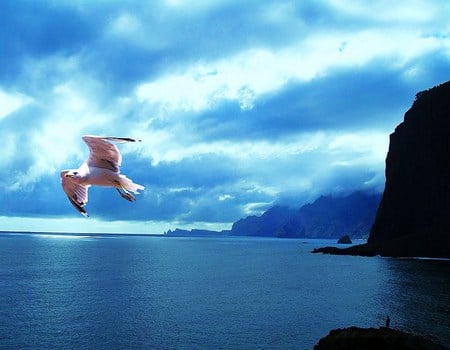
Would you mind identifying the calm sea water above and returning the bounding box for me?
[0,233,448,350]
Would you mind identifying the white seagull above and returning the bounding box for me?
[60,135,145,217]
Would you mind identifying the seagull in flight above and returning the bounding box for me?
[60,135,145,217]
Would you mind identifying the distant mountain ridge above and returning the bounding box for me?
[230,205,296,237]
[230,191,381,239]
[164,228,229,237]
[166,191,382,239]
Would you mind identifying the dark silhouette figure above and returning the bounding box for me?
[385,315,391,328]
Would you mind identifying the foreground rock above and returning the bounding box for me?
[314,81,450,258]
[314,327,448,350]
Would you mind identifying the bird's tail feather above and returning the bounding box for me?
[119,175,145,194]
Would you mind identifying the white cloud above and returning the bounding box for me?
[328,0,445,24]
[136,27,449,115]
[218,194,233,201]
[327,131,389,166]
[109,12,140,36]
[135,128,327,165]
[0,89,32,120]
[135,48,295,113]
[1,134,19,168]
[106,12,168,51]
[8,78,116,189]
[136,125,388,170]
[163,0,228,12]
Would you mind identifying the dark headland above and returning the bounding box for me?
[313,80,450,259]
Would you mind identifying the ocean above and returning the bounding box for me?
[0,233,448,349]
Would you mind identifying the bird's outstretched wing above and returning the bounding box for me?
[60,171,89,217]
[82,135,141,172]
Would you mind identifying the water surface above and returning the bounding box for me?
[0,233,448,349]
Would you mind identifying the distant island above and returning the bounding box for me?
[314,80,450,258]
[165,191,381,239]
[337,234,352,244]
[164,228,230,237]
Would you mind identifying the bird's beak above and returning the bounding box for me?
[65,173,73,178]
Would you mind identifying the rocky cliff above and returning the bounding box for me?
[368,80,450,257]
[314,81,450,258]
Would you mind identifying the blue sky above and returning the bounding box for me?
[1,0,449,233]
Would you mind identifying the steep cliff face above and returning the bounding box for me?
[314,81,450,258]
[368,81,450,257]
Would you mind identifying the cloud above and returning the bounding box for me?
[0,89,32,120]
[134,27,449,141]
[0,0,449,232]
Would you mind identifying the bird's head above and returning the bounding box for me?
[64,170,80,178]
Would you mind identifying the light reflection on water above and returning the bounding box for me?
[36,234,92,240]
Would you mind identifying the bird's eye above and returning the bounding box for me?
[73,171,78,175]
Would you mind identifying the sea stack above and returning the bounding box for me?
[337,235,352,244]
[313,80,450,258]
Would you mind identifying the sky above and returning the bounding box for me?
[1,0,449,234]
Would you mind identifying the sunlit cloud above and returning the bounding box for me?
[328,0,446,24]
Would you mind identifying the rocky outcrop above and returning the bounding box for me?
[314,327,448,350]
[314,81,450,258]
